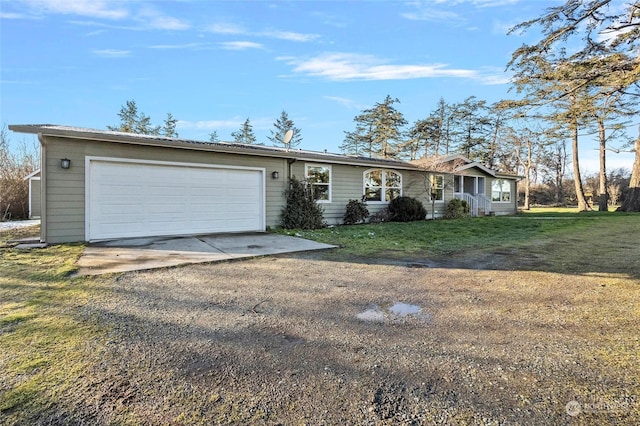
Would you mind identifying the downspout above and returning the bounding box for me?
[287,158,297,181]
[37,133,47,243]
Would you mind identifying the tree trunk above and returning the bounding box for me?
[598,120,608,211]
[523,166,531,210]
[571,122,590,211]
[618,135,640,212]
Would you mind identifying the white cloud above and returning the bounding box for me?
[280,52,506,83]
[208,22,246,34]
[219,41,264,50]
[0,11,32,19]
[93,49,131,58]
[401,0,520,23]
[19,0,128,19]
[259,30,320,42]
[14,1,189,31]
[401,8,463,22]
[136,5,190,31]
[148,42,209,50]
[208,21,319,42]
[323,96,363,110]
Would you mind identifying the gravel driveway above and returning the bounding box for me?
[76,251,639,424]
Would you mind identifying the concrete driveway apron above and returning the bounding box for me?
[77,233,335,276]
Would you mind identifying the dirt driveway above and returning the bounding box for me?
[74,250,639,425]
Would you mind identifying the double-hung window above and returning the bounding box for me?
[363,169,402,203]
[306,164,331,202]
[430,174,444,202]
[491,179,511,202]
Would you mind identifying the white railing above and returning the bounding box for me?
[454,193,492,217]
[477,194,492,216]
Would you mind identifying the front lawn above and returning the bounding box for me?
[282,212,639,276]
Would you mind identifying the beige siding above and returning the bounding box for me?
[43,135,518,243]
[456,169,518,216]
[489,178,518,215]
[43,136,287,243]
[30,178,41,218]
[292,162,432,224]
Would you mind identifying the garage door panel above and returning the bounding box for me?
[89,161,264,240]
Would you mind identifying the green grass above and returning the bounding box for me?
[279,212,622,256]
[279,211,640,278]
[0,226,107,424]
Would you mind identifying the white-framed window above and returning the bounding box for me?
[492,179,511,202]
[430,174,444,202]
[305,164,331,203]
[363,169,402,203]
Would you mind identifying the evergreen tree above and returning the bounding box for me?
[107,99,176,137]
[162,113,178,138]
[208,131,220,143]
[268,110,302,149]
[341,95,407,159]
[231,118,257,144]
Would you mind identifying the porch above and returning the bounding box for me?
[453,175,492,217]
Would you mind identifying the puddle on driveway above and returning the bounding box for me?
[356,302,431,325]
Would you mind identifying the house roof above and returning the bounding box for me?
[411,153,521,180]
[433,154,497,176]
[9,124,425,172]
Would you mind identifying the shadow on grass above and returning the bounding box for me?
[286,213,640,281]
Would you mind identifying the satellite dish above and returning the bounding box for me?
[283,129,293,145]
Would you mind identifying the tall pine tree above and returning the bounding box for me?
[231,118,258,144]
[268,110,302,149]
[341,95,406,159]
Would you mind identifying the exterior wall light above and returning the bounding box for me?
[60,158,71,169]
[271,171,279,179]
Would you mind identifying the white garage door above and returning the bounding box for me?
[87,160,264,241]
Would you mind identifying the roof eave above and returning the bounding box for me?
[9,124,423,171]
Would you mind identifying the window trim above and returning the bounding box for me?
[491,179,511,203]
[363,168,403,204]
[305,163,332,203]
[429,174,445,203]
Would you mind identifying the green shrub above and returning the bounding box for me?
[281,177,325,229]
[368,207,391,223]
[445,199,470,219]
[343,196,369,225]
[388,196,426,222]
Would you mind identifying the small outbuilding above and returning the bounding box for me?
[23,169,41,219]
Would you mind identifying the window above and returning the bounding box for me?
[430,174,444,202]
[492,179,511,202]
[306,164,331,202]
[364,169,402,202]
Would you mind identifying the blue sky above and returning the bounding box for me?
[1,0,635,172]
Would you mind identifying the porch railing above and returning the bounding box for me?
[454,193,492,217]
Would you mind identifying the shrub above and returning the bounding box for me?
[280,177,325,229]
[445,199,470,219]
[343,196,369,225]
[388,196,426,222]
[1,126,39,221]
[368,207,391,223]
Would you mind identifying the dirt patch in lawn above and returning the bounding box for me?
[43,251,640,425]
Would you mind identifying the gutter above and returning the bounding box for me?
[9,124,424,172]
